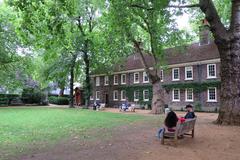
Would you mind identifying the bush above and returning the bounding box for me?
[21,88,47,105]
[48,96,69,105]
[0,98,9,106]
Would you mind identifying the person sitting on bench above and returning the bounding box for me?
[184,104,196,119]
[120,99,130,111]
[157,111,179,139]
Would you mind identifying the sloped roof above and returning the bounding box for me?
[92,42,220,74]
[165,42,220,65]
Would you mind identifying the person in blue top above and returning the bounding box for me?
[184,104,196,119]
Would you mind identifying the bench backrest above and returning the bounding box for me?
[176,118,196,137]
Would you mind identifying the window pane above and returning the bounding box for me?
[134,90,140,101]
[208,88,216,100]
[114,75,118,84]
[173,69,179,80]
[186,89,193,101]
[208,65,216,77]
[143,90,149,100]
[173,89,180,100]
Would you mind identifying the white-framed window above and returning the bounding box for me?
[114,75,118,85]
[104,76,109,86]
[185,88,193,102]
[113,90,118,101]
[160,70,164,82]
[121,90,126,101]
[121,74,126,84]
[185,66,193,80]
[96,77,100,86]
[143,72,149,83]
[143,90,149,101]
[172,68,180,81]
[172,89,180,102]
[208,87,217,102]
[96,91,100,100]
[134,72,140,84]
[207,64,216,79]
[134,90,140,102]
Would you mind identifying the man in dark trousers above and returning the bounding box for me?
[184,104,196,119]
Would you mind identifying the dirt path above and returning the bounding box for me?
[19,111,240,160]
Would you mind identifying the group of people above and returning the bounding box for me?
[157,104,196,139]
[119,99,135,112]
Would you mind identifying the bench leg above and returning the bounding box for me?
[161,136,164,145]
[192,129,195,138]
[174,136,178,146]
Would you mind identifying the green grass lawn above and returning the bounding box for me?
[0,107,153,159]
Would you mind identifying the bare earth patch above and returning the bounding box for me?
[18,110,240,160]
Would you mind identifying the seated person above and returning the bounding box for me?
[157,111,179,139]
[93,101,100,110]
[120,100,130,111]
[184,104,196,119]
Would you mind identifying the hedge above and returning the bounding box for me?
[48,96,69,105]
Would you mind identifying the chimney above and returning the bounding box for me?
[199,19,210,45]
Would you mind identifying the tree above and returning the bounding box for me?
[109,0,186,113]
[0,3,32,92]
[168,0,239,125]
[7,0,125,107]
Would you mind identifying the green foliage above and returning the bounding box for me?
[162,81,221,92]
[21,88,47,105]
[109,0,190,67]
[0,94,20,106]
[194,101,202,112]
[48,96,69,105]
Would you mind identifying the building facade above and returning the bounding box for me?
[90,24,221,111]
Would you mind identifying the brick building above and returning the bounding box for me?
[90,23,221,111]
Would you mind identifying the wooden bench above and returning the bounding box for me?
[161,118,197,146]
[96,103,105,111]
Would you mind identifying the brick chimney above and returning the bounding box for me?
[199,19,210,45]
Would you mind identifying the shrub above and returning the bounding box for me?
[48,96,69,105]
[21,88,47,105]
[0,98,9,106]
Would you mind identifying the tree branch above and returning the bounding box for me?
[168,4,200,8]
[130,4,154,10]
[199,0,228,41]
[77,16,86,36]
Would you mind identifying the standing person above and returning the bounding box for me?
[74,87,81,106]
[184,104,196,119]
[157,111,179,139]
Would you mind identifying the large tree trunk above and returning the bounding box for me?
[69,64,75,108]
[198,0,240,125]
[151,80,165,114]
[69,53,77,108]
[83,52,91,108]
[216,40,240,125]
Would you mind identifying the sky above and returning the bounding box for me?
[176,13,191,31]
